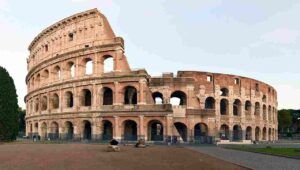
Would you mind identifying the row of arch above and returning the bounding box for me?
[205,97,277,120]
[28,119,276,142]
[28,55,114,91]
[29,119,165,141]
[220,124,277,141]
[28,86,138,113]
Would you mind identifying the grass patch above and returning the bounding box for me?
[224,145,300,158]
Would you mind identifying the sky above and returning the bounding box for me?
[0,0,299,109]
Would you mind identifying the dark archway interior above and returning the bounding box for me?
[220,88,229,96]
[205,97,215,109]
[124,120,137,141]
[220,124,229,140]
[83,121,92,140]
[103,88,113,105]
[148,120,163,141]
[220,99,228,115]
[255,127,260,141]
[246,127,252,140]
[174,122,187,142]
[194,123,208,139]
[66,92,74,108]
[233,125,242,141]
[124,87,137,105]
[233,100,241,116]
[83,89,92,106]
[103,120,113,140]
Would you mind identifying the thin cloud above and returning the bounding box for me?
[0,0,10,12]
[261,28,299,44]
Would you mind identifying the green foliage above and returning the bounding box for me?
[0,66,19,141]
[278,109,292,132]
[18,108,26,134]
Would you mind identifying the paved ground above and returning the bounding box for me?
[0,143,246,170]
[188,146,300,170]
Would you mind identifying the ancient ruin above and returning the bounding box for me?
[25,9,278,143]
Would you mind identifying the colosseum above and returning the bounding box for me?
[25,9,278,144]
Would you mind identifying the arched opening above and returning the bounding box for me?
[31,77,34,89]
[255,127,260,141]
[102,87,113,105]
[51,93,59,109]
[174,122,187,142]
[220,88,229,96]
[220,124,229,140]
[245,101,251,114]
[65,91,74,108]
[262,127,267,140]
[233,125,242,141]
[205,97,215,109]
[41,96,48,111]
[152,92,163,104]
[42,69,49,81]
[170,91,187,106]
[84,58,93,75]
[35,74,40,87]
[81,89,92,106]
[65,121,74,140]
[194,123,208,141]
[34,123,38,136]
[148,120,164,141]
[246,126,252,140]
[124,86,137,105]
[263,105,267,120]
[53,66,61,80]
[83,121,92,140]
[35,98,39,112]
[268,128,271,141]
[220,99,229,115]
[262,95,267,102]
[103,56,114,73]
[67,62,75,78]
[255,102,260,116]
[102,120,113,141]
[123,120,137,141]
[233,99,241,116]
[41,122,47,139]
[49,122,59,140]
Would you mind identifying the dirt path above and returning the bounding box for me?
[0,144,248,170]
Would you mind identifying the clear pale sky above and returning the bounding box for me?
[0,0,299,109]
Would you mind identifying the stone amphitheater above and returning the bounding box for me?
[25,9,278,143]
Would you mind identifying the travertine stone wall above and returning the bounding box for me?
[25,9,278,142]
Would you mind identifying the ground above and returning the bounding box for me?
[188,145,300,170]
[0,143,246,170]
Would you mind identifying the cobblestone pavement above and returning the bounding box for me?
[187,146,300,170]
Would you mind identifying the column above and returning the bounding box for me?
[113,116,121,140]
[138,79,147,105]
[92,118,103,141]
[114,82,122,105]
[139,115,145,139]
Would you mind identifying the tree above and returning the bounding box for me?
[278,109,292,133]
[18,108,26,136]
[0,66,19,141]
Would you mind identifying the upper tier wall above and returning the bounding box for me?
[27,9,116,71]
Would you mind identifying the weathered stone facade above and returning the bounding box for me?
[25,9,278,143]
